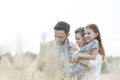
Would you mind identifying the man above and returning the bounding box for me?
[47,21,79,73]
[27,21,79,80]
[49,21,79,62]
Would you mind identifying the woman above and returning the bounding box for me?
[74,26,105,80]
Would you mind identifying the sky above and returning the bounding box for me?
[0,0,120,56]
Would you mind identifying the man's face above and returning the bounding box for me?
[54,30,69,45]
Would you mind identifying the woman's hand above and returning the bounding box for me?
[72,54,80,63]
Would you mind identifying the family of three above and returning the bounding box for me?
[29,21,106,80]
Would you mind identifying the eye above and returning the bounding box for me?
[84,32,86,35]
[88,32,91,35]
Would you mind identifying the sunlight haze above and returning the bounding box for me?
[0,0,120,56]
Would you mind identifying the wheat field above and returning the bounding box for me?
[0,44,120,80]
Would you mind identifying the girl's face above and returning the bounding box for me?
[84,28,98,43]
[75,33,86,48]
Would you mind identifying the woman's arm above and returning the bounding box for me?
[79,54,102,68]
[78,60,89,66]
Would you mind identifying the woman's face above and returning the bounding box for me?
[75,33,86,48]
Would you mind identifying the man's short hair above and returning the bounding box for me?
[54,21,70,34]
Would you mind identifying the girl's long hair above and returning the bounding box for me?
[86,24,106,60]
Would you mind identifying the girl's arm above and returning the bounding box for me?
[78,48,98,60]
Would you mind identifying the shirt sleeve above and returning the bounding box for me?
[90,39,99,49]
[88,54,102,68]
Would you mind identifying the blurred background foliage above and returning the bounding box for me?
[0,51,119,74]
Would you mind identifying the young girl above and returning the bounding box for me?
[59,24,105,80]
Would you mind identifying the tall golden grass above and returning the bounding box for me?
[0,43,68,80]
[0,44,120,80]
